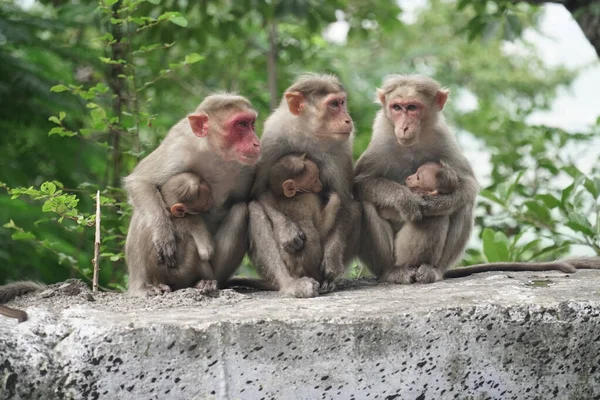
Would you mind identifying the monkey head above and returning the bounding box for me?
[405,162,442,193]
[283,74,354,141]
[405,161,458,195]
[187,95,261,165]
[270,154,323,198]
[377,75,449,147]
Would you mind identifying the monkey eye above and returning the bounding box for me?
[392,104,402,111]
[407,104,417,111]
[329,100,339,108]
[239,120,248,127]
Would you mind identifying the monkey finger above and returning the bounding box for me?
[194,280,219,295]
[146,284,172,296]
[318,280,336,294]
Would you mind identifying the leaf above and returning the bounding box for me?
[104,0,119,5]
[184,53,204,64]
[169,15,188,27]
[12,231,36,241]
[482,228,509,262]
[146,0,160,3]
[479,189,504,206]
[3,220,17,229]
[584,178,598,199]
[566,212,594,236]
[40,182,57,195]
[524,200,551,222]
[535,194,561,210]
[48,116,61,125]
[50,84,69,93]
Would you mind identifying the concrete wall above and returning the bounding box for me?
[1,271,599,400]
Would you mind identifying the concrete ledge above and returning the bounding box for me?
[1,271,600,400]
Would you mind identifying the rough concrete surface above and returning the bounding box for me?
[1,270,600,400]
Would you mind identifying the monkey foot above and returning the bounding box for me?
[194,280,218,295]
[384,267,416,284]
[415,264,443,284]
[318,279,336,294]
[281,277,319,298]
[146,284,172,296]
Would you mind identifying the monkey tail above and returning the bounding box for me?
[0,280,45,303]
[443,261,576,279]
[562,256,600,270]
[225,277,277,291]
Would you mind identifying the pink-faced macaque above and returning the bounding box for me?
[124,93,260,296]
[247,74,360,298]
[355,74,599,284]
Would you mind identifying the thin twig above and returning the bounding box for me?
[92,190,101,292]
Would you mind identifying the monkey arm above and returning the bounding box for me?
[355,175,424,222]
[123,174,179,267]
[258,192,306,254]
[420,175,478,217]
[319,192,341,238]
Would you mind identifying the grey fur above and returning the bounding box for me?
[123,95,256,296]
[249,74,360,294]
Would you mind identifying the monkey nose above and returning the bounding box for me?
[345,119,351,124]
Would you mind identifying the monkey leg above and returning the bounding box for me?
[437,205,474,274]
[318,199,361,293]
[390,216,449,284]
[126,213,172,296]
[210,203,249,284]
[248,201,319,298]
[358,201,395,279]
[194,279,218,294]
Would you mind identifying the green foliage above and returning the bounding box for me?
[1,0,598,289]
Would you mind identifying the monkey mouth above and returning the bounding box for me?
[398,137,418,147]
[239,154,260,164]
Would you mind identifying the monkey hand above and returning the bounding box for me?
[276,220,306,254]
[326,192,341,209]
[396,191,424,222]
[281,277,319,298]
[152,224,178,267]
[319,279,336,294]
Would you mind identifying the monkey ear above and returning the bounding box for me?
[188,113,210,138]
[282,179,297,198]
[170,203,188,218]
[285,91,304,116]
[435,89,449,111]
[376,89,386,105]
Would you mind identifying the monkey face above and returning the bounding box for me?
[318,93,354,140]
[188,107,261,165]
[405,163,440,192]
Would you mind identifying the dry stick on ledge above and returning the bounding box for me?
[92,190,101,292]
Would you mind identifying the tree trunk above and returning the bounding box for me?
[519,0,599,57]
[267,22,278,111]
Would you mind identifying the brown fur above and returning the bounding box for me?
[356,75,599,284]
[123,94,258,296]
[248,73,360,296]
[257,155,341,297]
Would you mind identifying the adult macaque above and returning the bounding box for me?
[0,281,44,323]
[257,154,341,297]
[146,172,217,293]
[248,74,360,297]
[355,74,599,283]
[124,93,260,296]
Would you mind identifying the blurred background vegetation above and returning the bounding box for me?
[1,0,599,289]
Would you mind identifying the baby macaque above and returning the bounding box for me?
[406,162,456,195]
[152,172,217,293]
[378,162,459,282]
[379,162,456,227]
[258,154,341,297]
